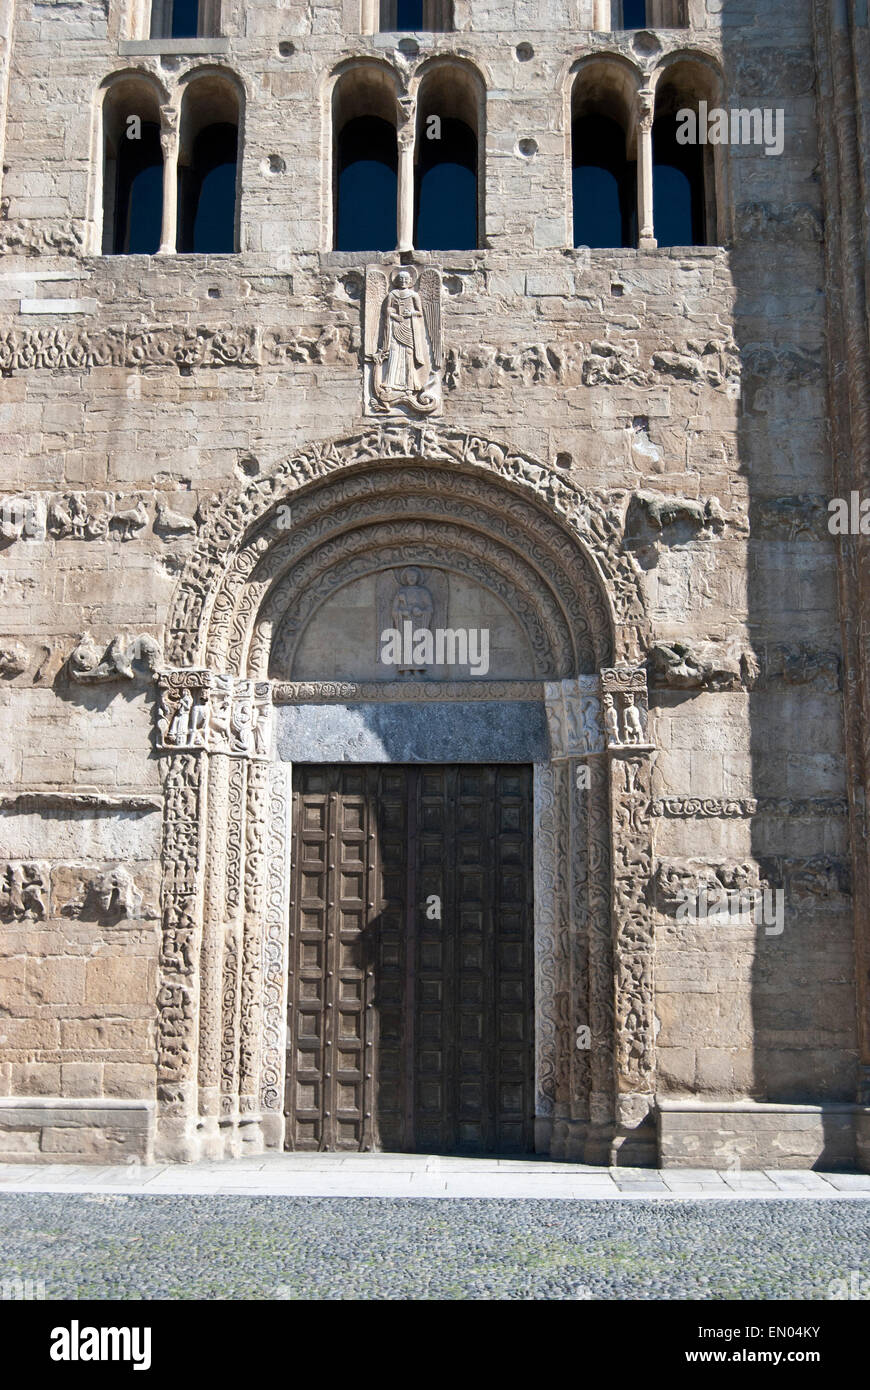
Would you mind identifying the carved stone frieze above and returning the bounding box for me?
[272,679,545,702]
[655,859,769,915]
[0,791,162,811]
[0,219,85,256]
[655,854,849,913]
[67,632,162,684]
[0,325,261,374]
[648,640,754,692]
[648,639,841,693]
[0,861,49,920]
[651,796,848,818]
[1,491,200,545]
[157,670,273,759]
[438,338,740,393]
[544,676,604,758]
[56,864,150,920]
[624,491,732,553]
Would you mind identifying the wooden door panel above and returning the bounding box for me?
[287,764,534,1154]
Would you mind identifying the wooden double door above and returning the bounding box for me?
[286,764,535,1154]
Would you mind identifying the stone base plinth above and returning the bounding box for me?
[657,1099,867,1171]
[0,1098,155,1164]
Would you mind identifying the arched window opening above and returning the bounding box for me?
[572,114,636,248]
[652,114,703,245]
[415,118,476,249]
[571,67,637,249]
[337,118,398,251]
[378,0,453,31]
[333,68,399,252]
[653,70,718,247]
[414,67,481,251]
[177,78,239,253]
[102,81,164,255]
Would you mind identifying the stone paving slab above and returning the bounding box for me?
[0,1154,868,1199]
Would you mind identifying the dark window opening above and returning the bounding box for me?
[113,121,163,255]
[415,116,477,251]
[395,0,423,27]
[178,122,238,253]
[572,114,636,249]
[170,0,199,38]
[653,111,706,246]
[621,0,647,27]
[336,115,398,251]
[379,0,452,31]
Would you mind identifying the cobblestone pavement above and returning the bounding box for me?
[1,1192,869,1300]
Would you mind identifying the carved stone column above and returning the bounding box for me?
[238,760,268,1145]
[155,748,205,1161]
[260,761,292,1148]
[397,97,415,252]
[636,91,657,251]
[156,671,277,1159]
[158,107,179,255]
[601,665,657,1165]
[219,757,246,1139]
[543,677,613,1162]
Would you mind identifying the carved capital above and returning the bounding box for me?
[637,89,655,134]
[600,666,653,751]
[157,670,273,758]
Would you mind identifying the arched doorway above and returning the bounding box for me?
[155,427,657,1166]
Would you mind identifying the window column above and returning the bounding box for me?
[637,90,656,250]
[397,96,415,252]
[159,107,180,254]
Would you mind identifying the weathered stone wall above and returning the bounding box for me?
[0,0,863,1163]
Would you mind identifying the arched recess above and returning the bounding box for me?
[177,71,241,253]
[331,63,401,252]
[413,61,484,251]
[570,58,640,249]
[155,428,656,1170]
[100,73,165,255]
[650,54,726,247]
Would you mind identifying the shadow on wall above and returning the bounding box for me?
[732,0,856,1164]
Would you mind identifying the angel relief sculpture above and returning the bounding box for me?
[364,265,442,417]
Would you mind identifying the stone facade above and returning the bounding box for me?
[0,0,868,1166]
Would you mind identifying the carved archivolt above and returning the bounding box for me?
[166,426,648,672]
[208,471,612,677]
